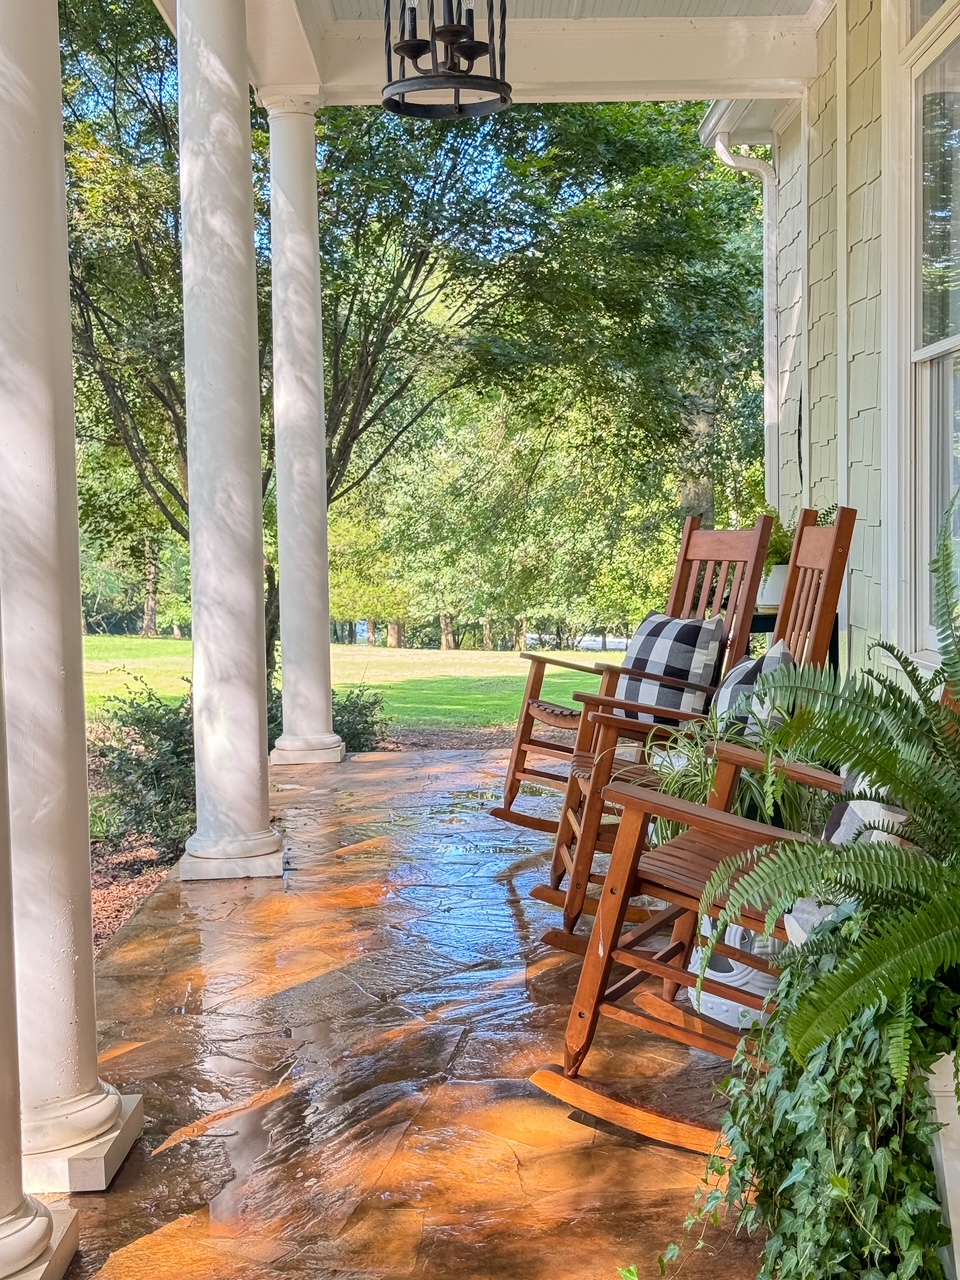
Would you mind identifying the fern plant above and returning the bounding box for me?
[702,514,960,1063]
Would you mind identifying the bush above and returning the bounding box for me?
[92,678,196,863]
[267,683,388,753]
[93,678,388,862]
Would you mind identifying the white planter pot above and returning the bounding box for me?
[929,1054,960,1280]
[756,563,789,613]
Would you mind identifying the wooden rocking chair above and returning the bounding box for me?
[532,743,845,1152]
[532,506,856,951]
[490,514,773,836]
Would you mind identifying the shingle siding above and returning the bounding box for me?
[845,0,882,669]
[772,0,881,671]
[777,111,806,515]
[807,8,839,511]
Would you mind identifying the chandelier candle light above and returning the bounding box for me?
[382,0,512,119]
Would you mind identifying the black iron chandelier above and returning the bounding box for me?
[382,0,512,120]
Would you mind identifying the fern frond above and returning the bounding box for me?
[930,505,960,695]
[786,885,960,1058]
[886,989,912,1087]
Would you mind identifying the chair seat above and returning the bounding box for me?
[636,831,782,930]
[529,699,581,729]
[570,754,659,786]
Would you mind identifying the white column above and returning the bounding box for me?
[0,0,126,1166]
[264,93,345,767]
[178,0,282,878]
[0,643,54,1276]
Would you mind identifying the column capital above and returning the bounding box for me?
[259,87,322,117]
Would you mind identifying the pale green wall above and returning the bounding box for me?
[808,8,839,511]
[845,0,883,670]
[773,0,882,670]
[777,110,806,515]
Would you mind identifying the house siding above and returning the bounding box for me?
[776,110,806,516]
[807,9,839,511]
[845,0,883,669]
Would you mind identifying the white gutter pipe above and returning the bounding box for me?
[714,132,780,508]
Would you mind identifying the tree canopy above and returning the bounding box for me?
[62,0,766,652]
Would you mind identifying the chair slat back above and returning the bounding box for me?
[774,506,857,667]
[664,515,773,677]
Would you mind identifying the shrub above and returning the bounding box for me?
[93,678,388,862]
[266,683,388,753]
[92,678,196,863]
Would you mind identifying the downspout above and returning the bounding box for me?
[714,133,780,510]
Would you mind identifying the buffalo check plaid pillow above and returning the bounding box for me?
[713,640,794,738]
[616,612,725,720]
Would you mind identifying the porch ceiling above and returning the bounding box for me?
[153,0,818,104]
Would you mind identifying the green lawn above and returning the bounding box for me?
[83,637,624,728]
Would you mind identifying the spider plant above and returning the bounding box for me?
[703,513,960,1064]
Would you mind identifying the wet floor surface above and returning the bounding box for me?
[61,750,761,1280]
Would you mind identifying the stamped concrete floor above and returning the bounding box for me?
[64,750,761,1280]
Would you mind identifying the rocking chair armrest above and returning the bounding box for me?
[520,653,603,676]
[587,712,693,741]
[602,781,805,844]
[582,668,718,697]
[575,691,706,723]
[712,742,845,794]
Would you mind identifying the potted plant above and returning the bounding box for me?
[756,506,840,613]
[756,509,796,612]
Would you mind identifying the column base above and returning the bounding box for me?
[7,1210,77,1280]
[22,1096,143,1194]
[178,849,285,881]
[270,737,346,765]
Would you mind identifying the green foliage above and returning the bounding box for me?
[93,678,387,861]
[672,929,957,1280]
[701,513,960,1059]
[92,678,196,862]
[267,685,389,754]
[649,709,835,843]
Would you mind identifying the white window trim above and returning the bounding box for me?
[880,0,960,662]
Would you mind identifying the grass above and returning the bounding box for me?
[83,637,624,729]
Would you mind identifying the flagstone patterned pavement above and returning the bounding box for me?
[57,750,761,1280]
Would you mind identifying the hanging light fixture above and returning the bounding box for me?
[382,0,512,120]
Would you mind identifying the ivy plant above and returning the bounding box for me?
[664,921,959,1280]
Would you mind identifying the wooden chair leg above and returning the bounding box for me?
[499,659,545,813]
[661,910,698,1004]
[548,693,604,890]
[563,805,648,1077]
[562,725,618,934]
[550,772,580,890]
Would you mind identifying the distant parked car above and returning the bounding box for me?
[574,634,629,652]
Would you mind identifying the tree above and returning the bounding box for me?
[62,0,764,667]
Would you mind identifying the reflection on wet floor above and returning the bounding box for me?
[61,749,760,1279]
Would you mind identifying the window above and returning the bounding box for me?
[915,0,951,39]
[915,39,960,646]
[920,45,960,348]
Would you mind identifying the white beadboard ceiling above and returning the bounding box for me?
[154,0,817,105]
[330,0,813,18]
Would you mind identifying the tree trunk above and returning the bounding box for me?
[600,627,607,652]
[264,558,281,684]
[387,621,405,648]
[173,622,183,640]
[142,540,159,637]
[440,613,456,650]
[366,618,377,646]
[347,620,356,645]
[483,619,494,651]
[513,619,525,651]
